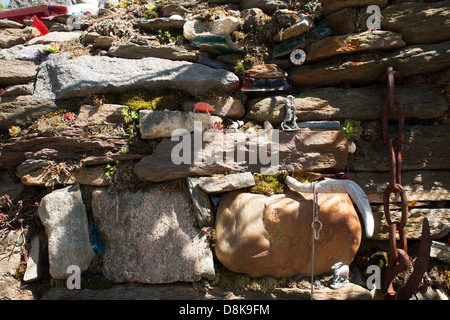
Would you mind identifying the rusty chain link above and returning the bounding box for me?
[380,66,431,300]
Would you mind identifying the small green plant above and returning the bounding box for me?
[105,160,119,179]
[195,11,213,22]
[157,30,173,44]
[48,43,60,53]
[234,55,255,78]
[144,0,167,19]
[245,22,266,41]
[91,95,104,108]
[8,126,21,137]
[340,119,361,140]
[121,108,139,137]
[157,30,185,44]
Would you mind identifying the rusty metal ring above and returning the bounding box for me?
[383,184,408,230]
[389,223,399,263]
[382,98,404,146]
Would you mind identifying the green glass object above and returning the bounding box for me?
[192,34,244,57]
[273,24,332,59]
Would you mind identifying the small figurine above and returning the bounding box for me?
[281,95,300,131]
[330,262,349,289]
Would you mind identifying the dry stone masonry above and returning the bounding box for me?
[0,0,449,301]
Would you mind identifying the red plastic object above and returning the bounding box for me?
[32,15,50,36]
[194,102,215,113]
[0,4,68,24]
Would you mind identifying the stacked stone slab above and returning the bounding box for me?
[0,0,449,300]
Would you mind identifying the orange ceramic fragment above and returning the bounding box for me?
[194,102,215,113]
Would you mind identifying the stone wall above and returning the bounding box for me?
[0,0,449,300]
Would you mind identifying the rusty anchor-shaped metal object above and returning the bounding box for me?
[380,66,431,300]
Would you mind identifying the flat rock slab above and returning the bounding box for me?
[245,83,448,124]
[240,0,287,14]
[41,282,372,300]
[16,159,111,187]
[32,54,239,100]
[197,172,255,193]
[322,0,388,16]
[305,30,405,63]
[0,60,37,87]
[134,130,348,182]
[92,183,215,284]
[381,1,450,45]
[372,209,450,240]
[0,127,130,169]
[27,31,82,45]
[348,125,450,172]
[133,17,186,31]
[139,110,222,139]
[108,43,198,61]
[75,104,128,127]
[38,184,95,279]
[290,41,450,87]
[347,170,450,203]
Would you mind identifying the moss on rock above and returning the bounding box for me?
[249,172,286,195]
[96,89,187,112]
[212,265,285,292]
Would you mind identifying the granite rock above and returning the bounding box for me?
[183,17,240,41]
[91,183,215,283]
[38,184,95,279]
[32,54,239,100]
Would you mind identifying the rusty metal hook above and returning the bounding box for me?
[381,218,431,300]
